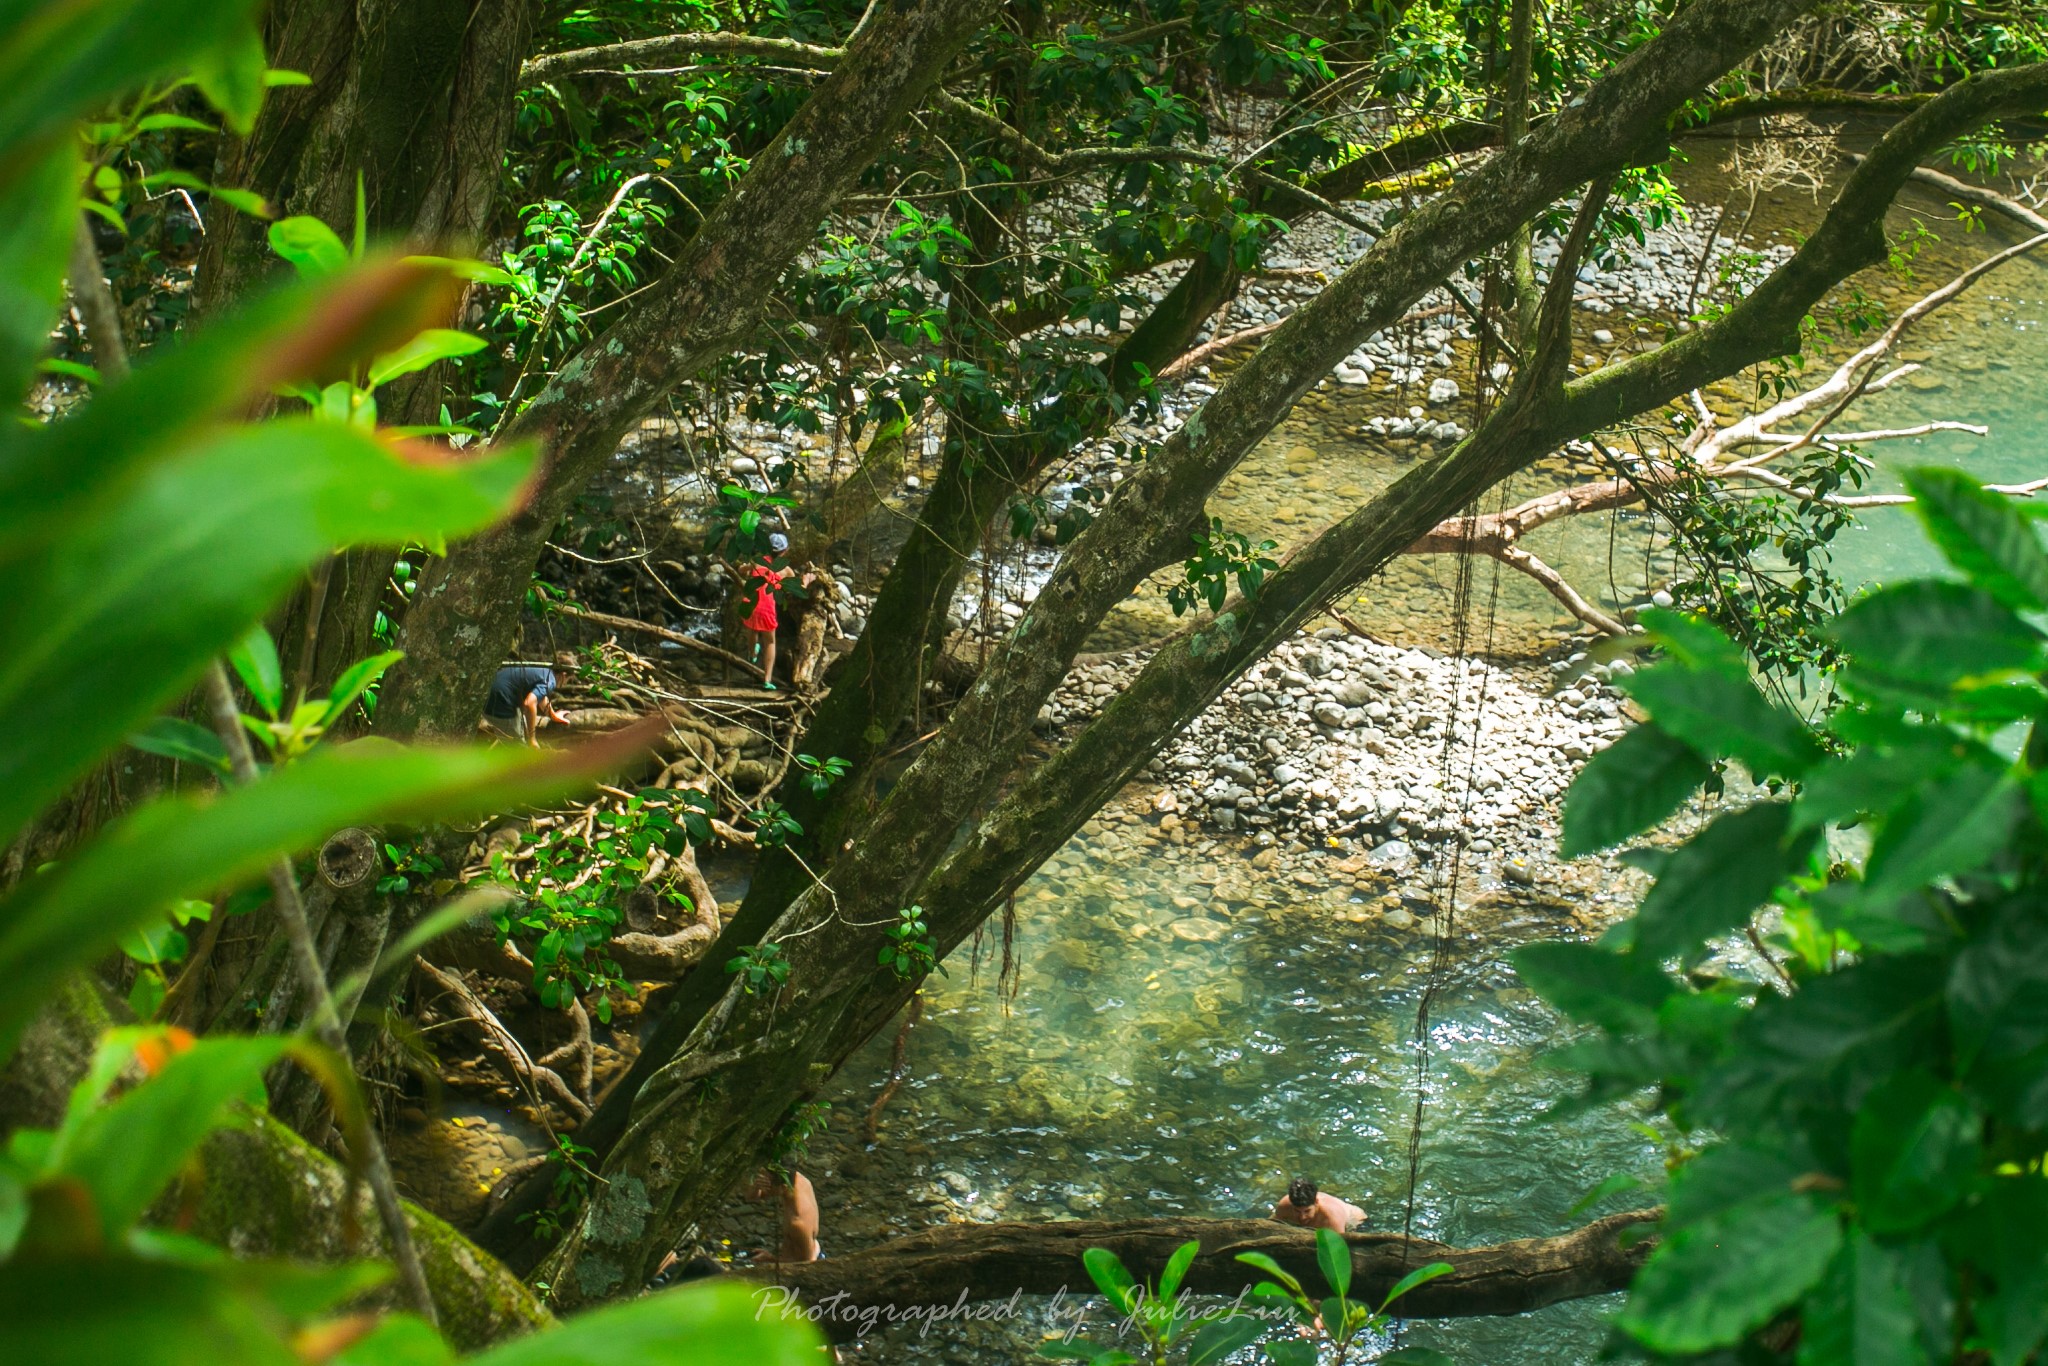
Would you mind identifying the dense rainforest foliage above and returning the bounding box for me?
[3,0,2048,1362]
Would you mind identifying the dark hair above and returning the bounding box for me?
[1288,1178,1317,1209]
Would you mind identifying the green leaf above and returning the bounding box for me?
[1378,1350,1456,1366]
[1261,1339,1316,1366]
[401,254,517,287]
[1234,1250,1303,1295]
[1958,1179,2048,1366]
[267,216,349,277]
[470,1279,825,1365]
[330,1313,455,1366]
[1186,1315,1262,1366]
[1904,465,2048,611]
[1797,1229,1926,1366]
[1792,732,1973,834]
[0,731,655,1060]
[135,112,217,134]
[210,186,270,217]
[2,265,468,546]
[1702,957,1944,1129]
[117,921,186,965]
[1081,1247,1139,1312]
[0,0,263,186]
[126,716,230,774]
[326,648,403,721]
[0,1252,386,1364]
[1833,580,2043,694]
[1559,723,1710,855]
[1623,660,1819,780]
[1158,1239,1200,1302]
[1380,1260,1454,1310]
[186,18,268,134]
[229,624,283,718]
[1618,1191,1841,1354]
[1567,1171,1649,1219]
[1633,803,1810,958]
[1948,896,2048,1075]
[0,419,533,850]
[48,1033,296,1237]
[1513,940,1672,1033]
[0,144,80,406]
[1851,1070,1980,1234]
[1314,1225,1350,1298]
[1862,762,2023,907]
[1665,1143,1807,1227]
[368,328,487,386]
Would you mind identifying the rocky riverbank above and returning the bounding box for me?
[1040,625,1635,886]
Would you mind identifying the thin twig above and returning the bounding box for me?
[201,663,440,1325]
[68,215,130,381]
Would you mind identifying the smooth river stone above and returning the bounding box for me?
[1169,917,1228,943]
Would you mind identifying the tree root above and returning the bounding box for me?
[534,996,594,1103]
[417,961,591,1122]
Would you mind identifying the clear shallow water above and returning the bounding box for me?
[767,170,2048,1364]
[804,828,1659,1363]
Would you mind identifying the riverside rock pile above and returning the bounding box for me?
[1041,627,1635,873]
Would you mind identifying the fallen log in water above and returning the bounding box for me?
[740,1210,1658,1340]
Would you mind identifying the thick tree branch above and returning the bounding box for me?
[521,32,841,85]
[383,0,997,741]
[536,0,1840,1309]
[911,56,2048,985]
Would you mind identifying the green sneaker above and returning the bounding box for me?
[762,680,778,692]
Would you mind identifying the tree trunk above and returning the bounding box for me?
[377,0,1000,743]
[531,0,1837,1309]
[196,0,539,705]
[749,1211,1661,1341]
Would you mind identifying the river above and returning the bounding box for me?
[706,163,2048,1363]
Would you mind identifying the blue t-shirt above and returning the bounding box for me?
[486,665,555,718]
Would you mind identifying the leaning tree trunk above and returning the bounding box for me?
[529,0,1836,1309]
[752,1212,1661,1340]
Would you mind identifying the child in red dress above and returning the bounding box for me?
[730,532,813,690]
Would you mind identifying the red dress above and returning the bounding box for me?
[744,563,785,631]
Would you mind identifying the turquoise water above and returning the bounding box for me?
[804,828,1659,1363]
[786,179,2048,1364]
[1826,187,2048,589]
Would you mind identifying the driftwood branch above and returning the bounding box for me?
[747,1211,1659,1341]
[555,602,760,673]
[1398,226,2048,632]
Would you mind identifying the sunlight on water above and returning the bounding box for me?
[819,827,1657,1363]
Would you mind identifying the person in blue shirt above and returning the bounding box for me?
[484,653,574,746]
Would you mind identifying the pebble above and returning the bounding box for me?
[1038,630,1632,872]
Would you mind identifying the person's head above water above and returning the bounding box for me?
[1287,1178,1318,1209]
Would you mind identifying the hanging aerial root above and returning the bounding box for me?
[861,993,924,1144]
